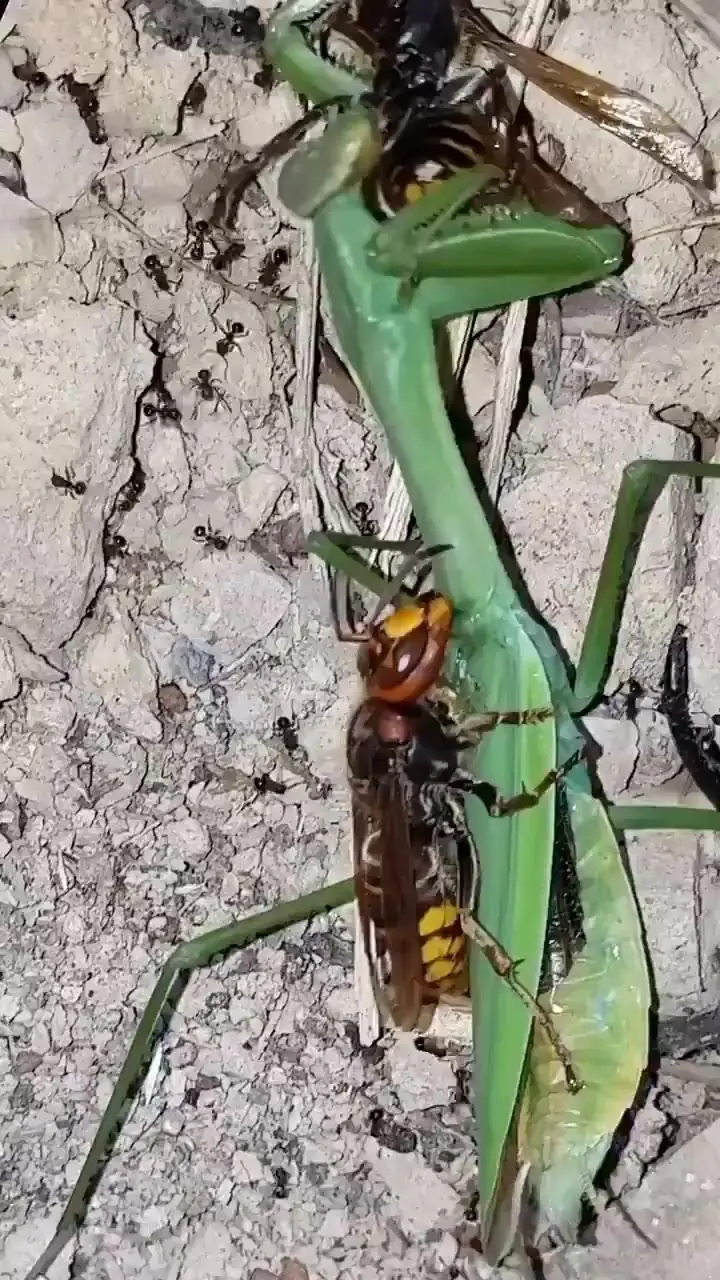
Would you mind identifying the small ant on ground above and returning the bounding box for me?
[117,460,146,515]
[12,59,49,89]
[59,73,107,145]
[274,714,300,754]
[271,1167,289,1199]
[253,62,275,91]
[258,245,289,289]
[193,522,229,552]
[188,219,218,263]
[103,532,127,559]
[182,80,206,115]
[353,501,377,536]
[193,370,229,412]
[51,467,86,497]
[230,5,264,42]
[143,254,171,292]
[215,321,245,357]
[143,399,181,423]
[211,243,245,274]
[253,772,287,796]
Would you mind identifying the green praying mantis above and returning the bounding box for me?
[22,2,720,1277]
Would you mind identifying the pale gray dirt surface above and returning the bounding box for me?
[3,0,720,1278]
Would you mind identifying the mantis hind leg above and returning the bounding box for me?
[460,910,582,1094]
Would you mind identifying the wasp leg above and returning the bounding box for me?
[459,910,582,1094]
[488,748,585,818]
[448,748,584,818]
[659,623,720,809]
[451,706,554,744]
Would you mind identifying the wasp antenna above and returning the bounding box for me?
[366,542,453,629]
[331,567,364,642]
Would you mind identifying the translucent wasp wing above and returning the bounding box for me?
[452,1,713,203]
[348,696,473,1029]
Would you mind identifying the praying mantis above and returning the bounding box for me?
[22,3,720,1277]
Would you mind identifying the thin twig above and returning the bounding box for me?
[635,213,720,241]
[659,1057,720,1086]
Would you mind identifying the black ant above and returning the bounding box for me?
[143,255,170,292]
[182,80,206,115]
[193,522,229,552]
[211,242,245,274]
[275,714,300,754]
[51,467,86,497]
[253,63,276,91]
[117,460,146,515]
[353,501,377,537]
[215,321,245,357]
[59,74,107,145]
[103,532,127,559]
[258,245,289,289]
[193,370,229,412]
[188,219,212,263]
[143,399,181,423]
[12,59,49,89]
[231,5,264,42]
[253,772,287,796]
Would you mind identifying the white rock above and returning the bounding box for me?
[0,635,20,702]
[365,1145,462,1234]
[232,1149,265,1183]
[17,101,107,213]
[99,36,203,137]
[624,184,697,308]
[462,342,496,419]
[17,0,127,79]
[387,1036,457,1112]
[236,465,288,533]
[615,314,720,420]
[0,107,21,151]
[584,715,639,800]
[686,465,720,716]
[502,396,693,687]
[164,551,292,669]
[164,816,211,862]
[75,602,162,742]
[0,302,152,655]
[143,425,191,498]
[24,688,77,735]
[0,185,61,269]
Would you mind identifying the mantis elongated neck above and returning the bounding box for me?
[313,192,515,619]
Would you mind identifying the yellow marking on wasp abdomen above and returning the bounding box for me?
[405,179,446,205]
[419,903,467,989]
[418,902,459,936]
[426,955,464,982]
